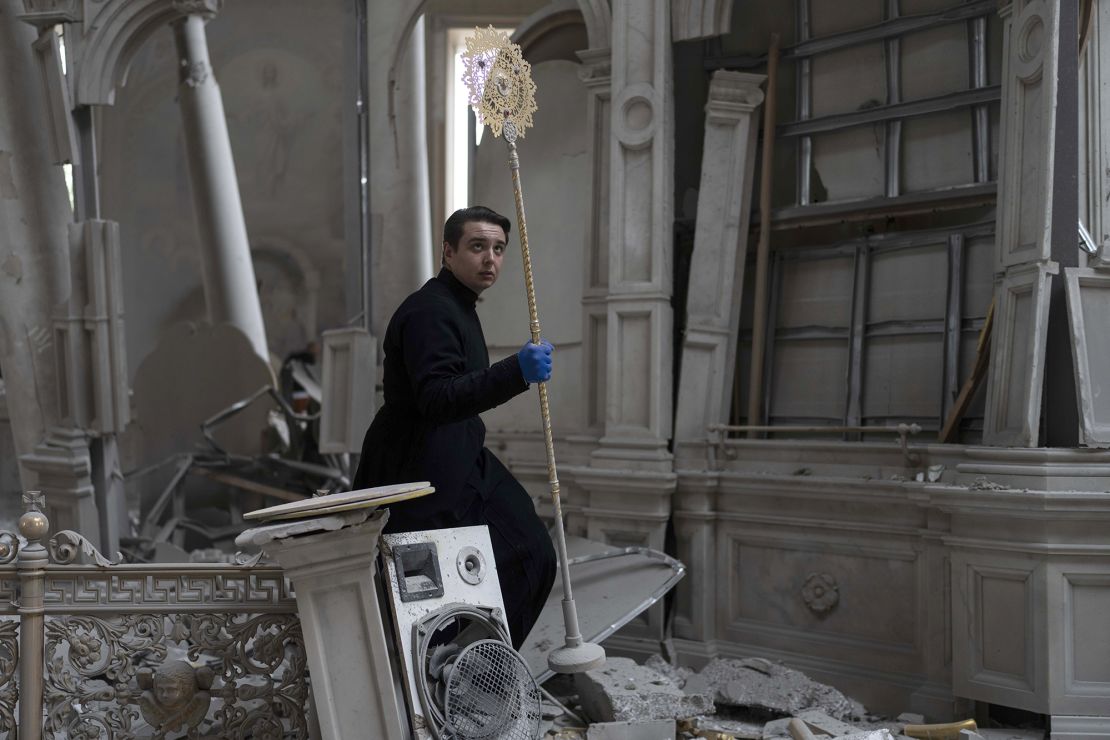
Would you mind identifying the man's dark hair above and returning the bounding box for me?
[443,206,511,249]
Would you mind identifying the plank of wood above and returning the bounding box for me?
[939,298,995,442]
[190,467,307,503]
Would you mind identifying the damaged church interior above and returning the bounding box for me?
[0,0,1108,737]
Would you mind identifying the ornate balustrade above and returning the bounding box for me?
[0,492,311,739]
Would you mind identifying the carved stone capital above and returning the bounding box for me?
[705,70,766,122]
[171,0,222,18]
[577,48,612,89]
[17,0,82,30]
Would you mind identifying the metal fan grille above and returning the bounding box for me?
[443,639,541,740]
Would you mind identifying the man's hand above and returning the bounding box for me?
[518,340,554,384]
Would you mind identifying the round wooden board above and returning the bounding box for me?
[243,482,434,522]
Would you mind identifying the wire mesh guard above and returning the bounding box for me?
[443,639,541,740]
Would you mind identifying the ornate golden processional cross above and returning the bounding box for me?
[461,27,606,675]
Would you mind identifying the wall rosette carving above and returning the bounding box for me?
[801,572,840,615]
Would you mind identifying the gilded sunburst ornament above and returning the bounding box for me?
[460,26,538,142]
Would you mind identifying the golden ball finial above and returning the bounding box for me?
[18,510,49,541]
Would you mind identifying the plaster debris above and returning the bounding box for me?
[680,716,764,739]
[576,657,715,723]
[688,658,863,720]
[544,656,1041,740]
[968,476,1007,490]
[827,731,896,740]
[896,714,925,725]
[795,709,860,736]
[586,719,676,739]
[645,653,695,687]
[761,718,793,738]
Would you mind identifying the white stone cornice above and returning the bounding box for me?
[512,0,583,53]
[576,0,612,50]
[576,47,612,88]
[704,71,765,121]
[69,0,223,106]
[17,0,81,30]
[671,0,732,42]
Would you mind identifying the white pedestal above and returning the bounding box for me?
[241,509,408,739]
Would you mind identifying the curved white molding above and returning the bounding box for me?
[511,0,586,58]
[671,0,732,42]
[576,0,612,50]
[72,0,221,106]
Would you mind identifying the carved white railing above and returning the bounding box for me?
[0,492,310,739]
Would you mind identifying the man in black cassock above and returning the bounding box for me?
[353,205,557,648]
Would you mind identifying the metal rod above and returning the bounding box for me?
[970,15,990,183]
[711,423,922,435]
[796,0,812,206]
[761,254,783,429]
[505,139,587,652]
[844,245,870,433]
[705,0,995,67]
[772,219,994,257]
[941,233,964,426]
[747,33,781,437]
[884,0,902,199]
[356,0,371,331]
[780,85,1001,137]
[762,181,997,229]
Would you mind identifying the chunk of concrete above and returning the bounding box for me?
[644,653,694,688]
[827,731,897,740]
[576,657,715,723]
[763,718,794,739]
[896,714,925,725]
[586,719,676,740]
[795,709,859,737]
[693,658,863,720]
[682,715,764,739]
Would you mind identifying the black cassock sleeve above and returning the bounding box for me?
[403,305,528,424]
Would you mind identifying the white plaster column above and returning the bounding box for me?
[0,2,69,469]
[673,71,764,446]
[172,4,269,361]
[597,0,675,468]
[576,47,612,437]
[671,70,764,646]
[572,0,676,492]
[568,0,677,651]
[982,0,1062,446]
[369,6,432,339]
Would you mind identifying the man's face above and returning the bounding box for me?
[443,220,507,295]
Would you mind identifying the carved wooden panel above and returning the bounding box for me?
[996,0,1060,269]
[982,262,1056,446]
[716,523,926,675]
[951,554,1046,711]
[1050,563,1110,714]
[1064,268,1110,446]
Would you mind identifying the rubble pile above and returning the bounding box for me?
[542,655,1044,740]
[683,657,864,721]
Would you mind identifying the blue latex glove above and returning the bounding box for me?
[518,340,554,384]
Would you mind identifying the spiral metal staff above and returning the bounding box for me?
[461,27,605,675]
